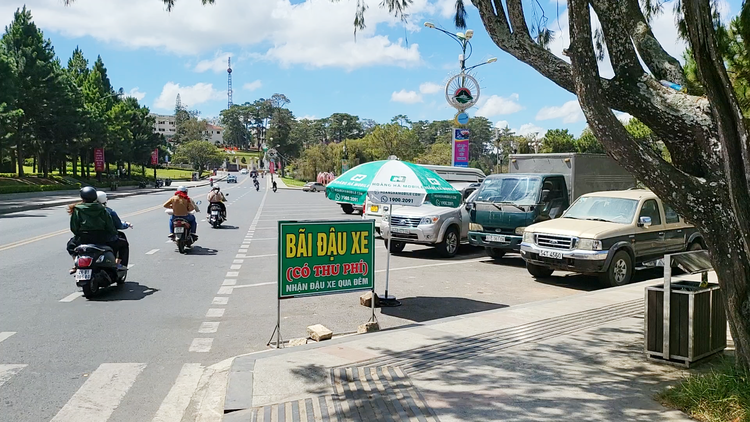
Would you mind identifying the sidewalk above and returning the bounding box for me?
[273,177,303,190]
[0,175,226,215]
[223,272,728,422]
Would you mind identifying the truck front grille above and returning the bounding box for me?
[391,216,421,227]
[536,234,575,250]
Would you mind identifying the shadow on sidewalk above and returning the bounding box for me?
[380,296,508,323]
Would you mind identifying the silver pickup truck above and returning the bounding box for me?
[379,183,480,257]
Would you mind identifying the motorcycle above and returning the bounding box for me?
[72,240,127,299]
[208,195,228,228]
[272,183,277,193]
[167,201,201,254]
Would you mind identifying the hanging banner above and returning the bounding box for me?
[151,149,159,165]
[94,148,105,172]
[278,220,375,299]
[452,128,470,167]
[269,161,276,174]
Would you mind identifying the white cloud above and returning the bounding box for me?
[475,94,524,117]
[536,100,585,124]
[298,115,317,121]
[153,82,225,110]
[493,121,547,138]
[243,80,263,91]
[391,89,423,104]
[16,0,431,70]
[494,120,510,129]
[194,51,232,73]
[614,111,634,123]
[419,82,442,95]
[125,87,146,101]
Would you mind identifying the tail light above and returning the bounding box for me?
[174,220,185,227]
[77,256,93,268]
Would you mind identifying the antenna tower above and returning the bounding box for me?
[227,57,233,109]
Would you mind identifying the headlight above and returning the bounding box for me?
[515,226,527,235]
[420,216,439,225]
[469,223,484,231]
[577,238,602,250]
[370,205,379,212]
[523,231,534,243]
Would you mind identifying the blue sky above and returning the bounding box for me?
[1,0,743,138]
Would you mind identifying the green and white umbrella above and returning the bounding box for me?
[325,160,462,208]
[325,159,462,305]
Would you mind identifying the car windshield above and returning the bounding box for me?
[475,176,542,204]
[563,196,638,224]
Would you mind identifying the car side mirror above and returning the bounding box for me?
[638,216,652,228]
[541,189,551,202]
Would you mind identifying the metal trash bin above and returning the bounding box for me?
[644,250,727,367]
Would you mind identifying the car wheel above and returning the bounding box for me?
[527,263,554,279]
[384,239,406,253]
[311,188,316,192]
[688,241,703,252]
[485,247,505,261]
[599,250,632,287]
[437,226,460,258]
[341,204,354,214]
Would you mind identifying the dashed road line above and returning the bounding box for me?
[198,322,220,334]
[145,249,160,255]
[206,308,225,318]
[240,253,277,258]
[235,254,248,259]
[226,271,239,277]
[0,332,16,344]
[229,264,241,270]
[233,282,276,289]
[188,338,213,353]
[233,259,244,264]
[60,292,83,303]
[212,297,229,305]
[222,279,237,286]
[0,365,26,388]
[248,237,275,241]
[217,286,233,295]
[238,249,248,253]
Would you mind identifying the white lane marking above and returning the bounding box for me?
[0,332,16,344]
[166,240,173,243]
[0,364,26,388]
[212,297,229,305]
[233,259,244,264]
[51,363,146,422]
[229,265,241,270]
[241,244,250,248]
[222,279,237,286]
[226,272,239,277]
[151,363,205,422]
[241,253,277,259]
[146,249,160,255]
[205,308,225,318]
[248,237,275,241]
[189,338,213,353]
[238,249,248,253]
[200,219,206,222]
[199,322,220,334]
[374,257,488,273]
[127,264,135,269]
[59,292,83,303]
[235,254,247,259]
[217,286,233,295]
[233,282,276,289]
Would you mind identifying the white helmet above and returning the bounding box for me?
[96,191,108,205]
[177,186,188,193]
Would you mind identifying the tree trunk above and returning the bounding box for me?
[32,155,36,174]
[16,144,24,177]
[127,161,131,178]
[72,153,78,177]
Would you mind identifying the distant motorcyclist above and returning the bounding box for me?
[207,186,227,220]
[254,177,260,191]
[163,186,200,240]
[66,187,119,272]
[272,180,277,192]
[209,177,214,187]
[96,191,131,268]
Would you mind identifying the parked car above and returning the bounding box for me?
[226,175,238,183]
[240,168,248,174]
[520,189,703,287]
[302,182,326,192]
[469,153,636,260]
[379,183,481,258]
[365,165,485,234]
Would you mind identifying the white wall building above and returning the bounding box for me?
[149,113,176,141]
[205,124,224,145]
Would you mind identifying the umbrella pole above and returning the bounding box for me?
[381,206,400,307]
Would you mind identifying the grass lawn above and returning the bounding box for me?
[658,356,750,422]
[281,177,306,187]
[16,165,194,180]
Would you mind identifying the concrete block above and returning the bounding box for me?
[307,324,333,342]
[288,338,308,347]
[359,291,379,307]
[357,321,380,334]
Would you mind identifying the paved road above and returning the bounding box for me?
[0,175,663,422]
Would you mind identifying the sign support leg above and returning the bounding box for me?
[267,296,283,348]
[381,206,400,307]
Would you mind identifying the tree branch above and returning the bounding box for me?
[682,0,750,254]
[506,0,531,40]
[623,0,686,85]
[589,0,644,81]
[566,0,702,215]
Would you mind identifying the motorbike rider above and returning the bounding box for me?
[96,191,131,268]
[207,186,227,220]
[66,187,120,271]
[272,180,278,192]
[163,186,200,240]
[209,177,214,187]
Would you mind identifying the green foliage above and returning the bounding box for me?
[541,129,576,153]
[576,128,606,153]
[658,357,750,422]
[173,140,224,173]
[415,142,451,165]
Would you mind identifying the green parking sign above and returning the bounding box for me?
[278,220,375,298]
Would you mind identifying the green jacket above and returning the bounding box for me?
[70,202,117,237]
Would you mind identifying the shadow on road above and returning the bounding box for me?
[217,225,240,230]
[521,265,664,292]
[393,245,486,261]
[0,213,48,219]
[379,296,508,323]
[479,255,527,268]
[188,246,219,256]
[91,281,159,301]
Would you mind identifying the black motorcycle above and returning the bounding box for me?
[254,179,260,191]
[272,182,277,193]
[72,242,127,299]
[208,202,225,228]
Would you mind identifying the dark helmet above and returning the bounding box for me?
[80,186,98,203]
[212,186,220,191]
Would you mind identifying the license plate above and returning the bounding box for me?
[75,269,92,281]
[174,227,185,233]
[540,250,563,259]
[391,227,409,234]
[486,234,509,243]
[212,211,219,215]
